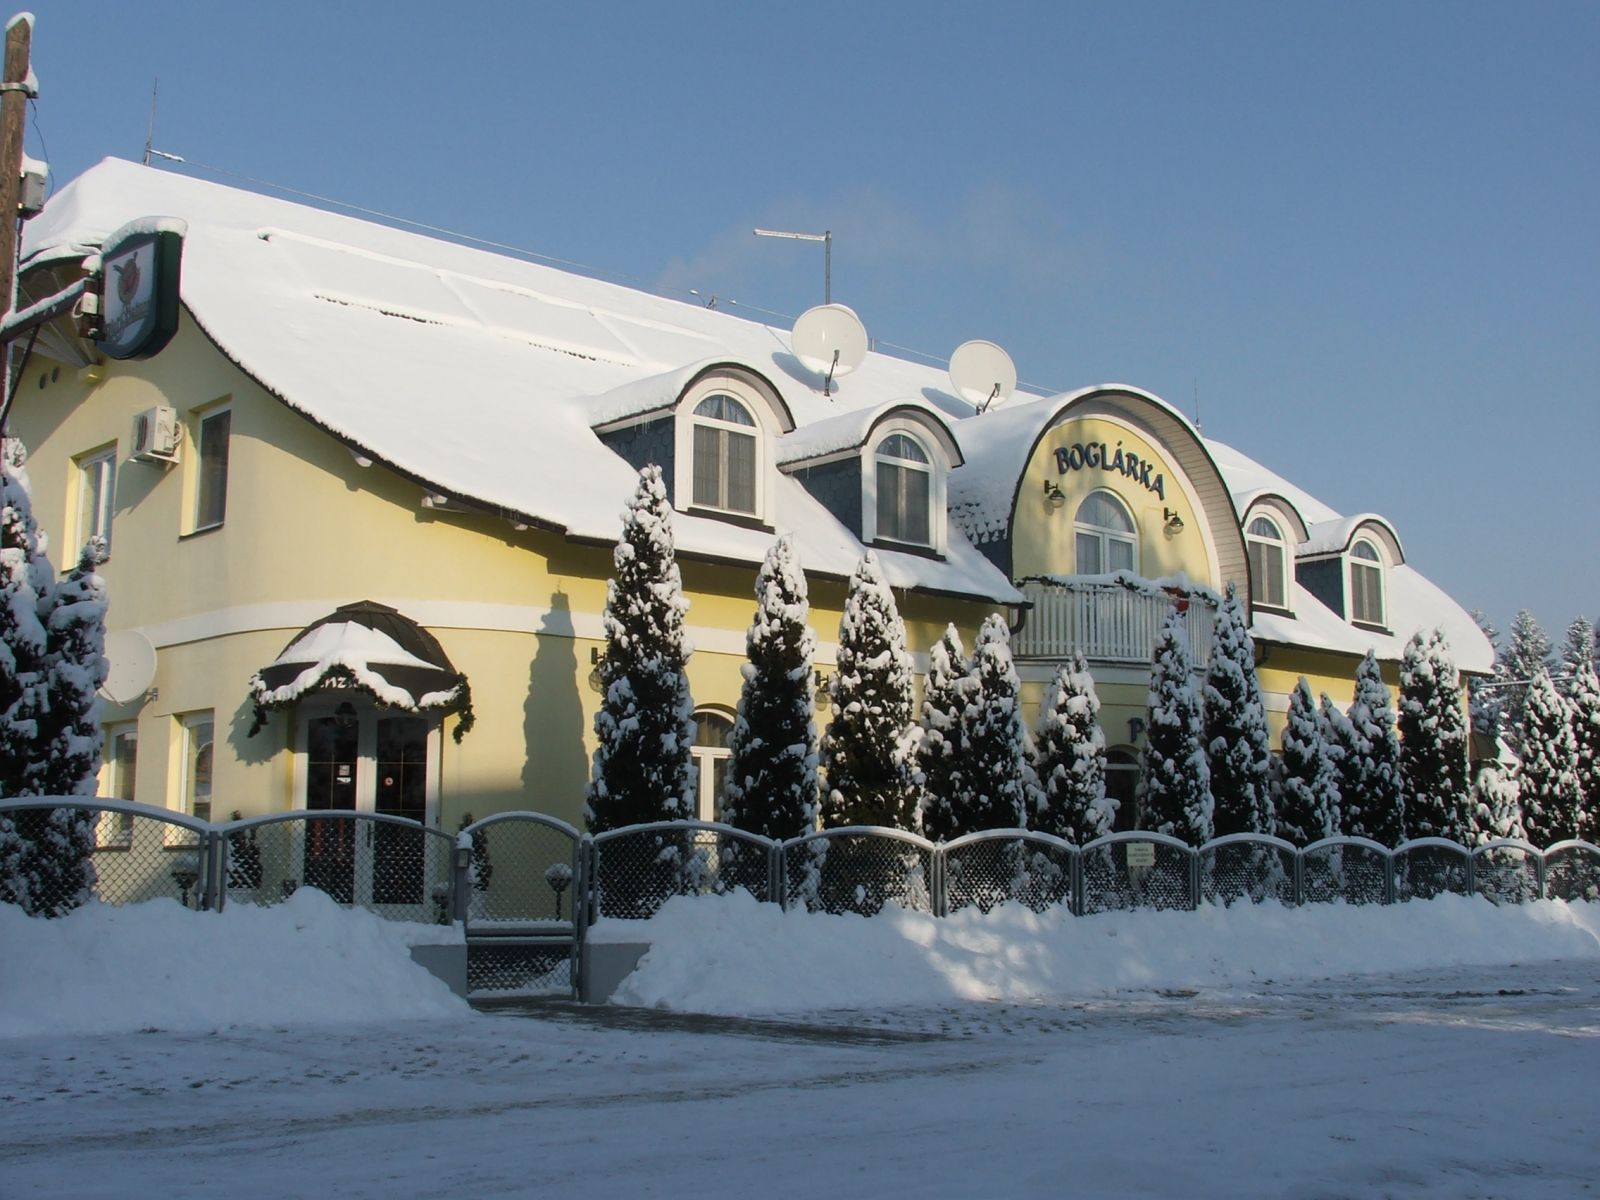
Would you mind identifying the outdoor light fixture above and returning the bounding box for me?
[1163,507,1185,536]
[1043,479,1067,510]
[1127,716,1147,741]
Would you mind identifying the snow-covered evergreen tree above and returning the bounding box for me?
[1203,581,1273,837]
[1466,609,1503,739]
[721,535,819,842]
[819,552,917,829]
[1470,765,1526,845]
[583,466,696,833]
[1137,611,1212,844]
[1398,631,1473,843]
[1320,693,1363,838]
[0,443,55,913]
[915,624,969,842]
[946,615,1029,836]
[1031,655,1114,843]
[1345,651,1406,846]
[1275,679,1339,846]
[1559,617,1596,696]
[1500,610,1554,753]
[1566,654,1600,843]
[1516,666,1582,847]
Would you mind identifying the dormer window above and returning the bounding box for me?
[1246,515,1288,610]
[690,393,758,515]
[1074,489,1136,574]
[874,433,932,546]
[1349,539,1386,627]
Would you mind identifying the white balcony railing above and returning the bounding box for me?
[1014,579,1217,668]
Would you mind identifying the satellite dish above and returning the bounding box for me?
[100,630,157,704]
[949,340,1017,412]
[791,304,868,395]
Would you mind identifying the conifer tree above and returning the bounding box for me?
[915,624,969,842]
[819,552,917,829]
[1275,679,1339,846]
[1559,617,1596,696]
[1470,765,1526,845]
[1467,609,1504,739]
[947,615,1029,836]
[1032,655,1114,843]
[1516,666,1582,847]
[0,443,55,913]
[1203,582,1273,837]
[1399,631,1473,843]
[1346,651,1406,846]
[1566,655,1600,842]
[583,466,696,834]
[1320,693,1363,838]
[1500,610,1554,753]
[1138,611,1212,844]
[721,535,819,842]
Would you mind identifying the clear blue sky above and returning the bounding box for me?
[23,1,1600,650]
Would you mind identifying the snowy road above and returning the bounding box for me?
[6,961,1599,1199]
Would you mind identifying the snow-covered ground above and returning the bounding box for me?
[5,893,1600,1198]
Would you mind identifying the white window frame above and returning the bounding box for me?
[690,707,734,823]
[292,696,442,828]
[191,405,232,532]
[861,418,949,554]
[73,444,117,560]
[1073,488,1138,576]
[1348,538,1387,628]
[674,376,779,523]
[99,722,138,847]
[180,712,215,823]
[1246,514,1289,610]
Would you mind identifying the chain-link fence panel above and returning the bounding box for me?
[459,814,582,926]
[593,821,759,919]
[1302,838,1390,905]
[468,943,574,995]
[221,813,454,923]
[944,832,1074,915]
[1199,835,1296,907]
[1471,841,1543,905]
[1394,839,1471,902]
[783,828,935,916]
[1544,841,1600,903]
[1080,834,1195,914]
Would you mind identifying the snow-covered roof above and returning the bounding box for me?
[22,159,1019,604]
[777,399,963,468]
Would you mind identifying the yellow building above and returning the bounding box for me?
[6,159,1490,837]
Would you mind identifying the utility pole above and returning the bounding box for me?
[0,13,32,320]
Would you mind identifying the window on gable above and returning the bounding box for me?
[1349,539,1385,627]
[194,408,231,531]
[874,433,932,546]
[1074,490,1137,575]
[1246,515,1288,610]
[74,446,116,558]
[690,394,757,515]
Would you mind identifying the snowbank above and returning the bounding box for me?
[0,888,469,1039]
[604,891,1600,1014]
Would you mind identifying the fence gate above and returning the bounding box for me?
[459,812,584,997]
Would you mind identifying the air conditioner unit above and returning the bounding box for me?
[131,406,180,463]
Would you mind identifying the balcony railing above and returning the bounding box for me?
[1014,578,1217,668]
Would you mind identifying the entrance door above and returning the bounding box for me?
[299,701,438,913]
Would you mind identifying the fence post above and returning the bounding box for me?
[1292,846,1304,907]
[1384,849,1396,905]
[571,835,591,1002]
[203,825,225,913]
[1189,847,1200,911]
[770,837,784,910]
[931,846,945,918]
[450,834,472,925]
[1070,845,1083,917]
[1466,848,1476,898]
[1536,849,1547,901]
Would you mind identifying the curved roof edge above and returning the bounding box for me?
[778,399,964,468]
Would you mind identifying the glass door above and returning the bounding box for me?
[305,712,360,903]
[371,716,429,906]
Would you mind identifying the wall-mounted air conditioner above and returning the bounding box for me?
[131,406,180,464]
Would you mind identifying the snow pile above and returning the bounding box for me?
[605,890,1600,1014]
[0,888,467,1039]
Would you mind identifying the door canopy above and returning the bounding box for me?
[247,601,473,739]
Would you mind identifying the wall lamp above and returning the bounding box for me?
[1043,479,1067,511]
[1162,507,1185,536]
[1127,716,1147,742]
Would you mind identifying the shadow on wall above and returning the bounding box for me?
[519,590,589,824]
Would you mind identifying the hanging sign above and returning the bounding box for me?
[1052,440,1166,501]
[95,218,185,360]
[1125,842,1157,868]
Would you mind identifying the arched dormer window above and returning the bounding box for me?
[1349,538,1386,628]
[673,373,784,525]
[1074,489,1136,575]
[1246,515,1289,610]
[861,418,951,554]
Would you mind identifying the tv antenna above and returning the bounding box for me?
[948,340,1017,413]
[791,303,867,397]
[753,227,831,304]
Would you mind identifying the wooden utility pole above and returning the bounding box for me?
[0,13,32,320]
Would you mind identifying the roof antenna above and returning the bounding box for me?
[1193,375,1201,430]
[142,78,158,165]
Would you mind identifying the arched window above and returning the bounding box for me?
[691,709,734,822]
[874,432,932,546]
[1246,515,1289,610]
[690,394,758,515]
[1106,748,1140,833]
[1349,539,1385,627]
[1074,490,1137,575]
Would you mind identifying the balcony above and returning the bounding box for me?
[1014,578,1217,668]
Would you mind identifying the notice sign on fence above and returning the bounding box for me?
[1125,842,1156,868]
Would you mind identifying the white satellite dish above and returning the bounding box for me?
[791,303,868,396]
[949,340,1017,412]
[100,629,157,704]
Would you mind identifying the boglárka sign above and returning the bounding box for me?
[1052,439,1167,502]
[95,218,185,360]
